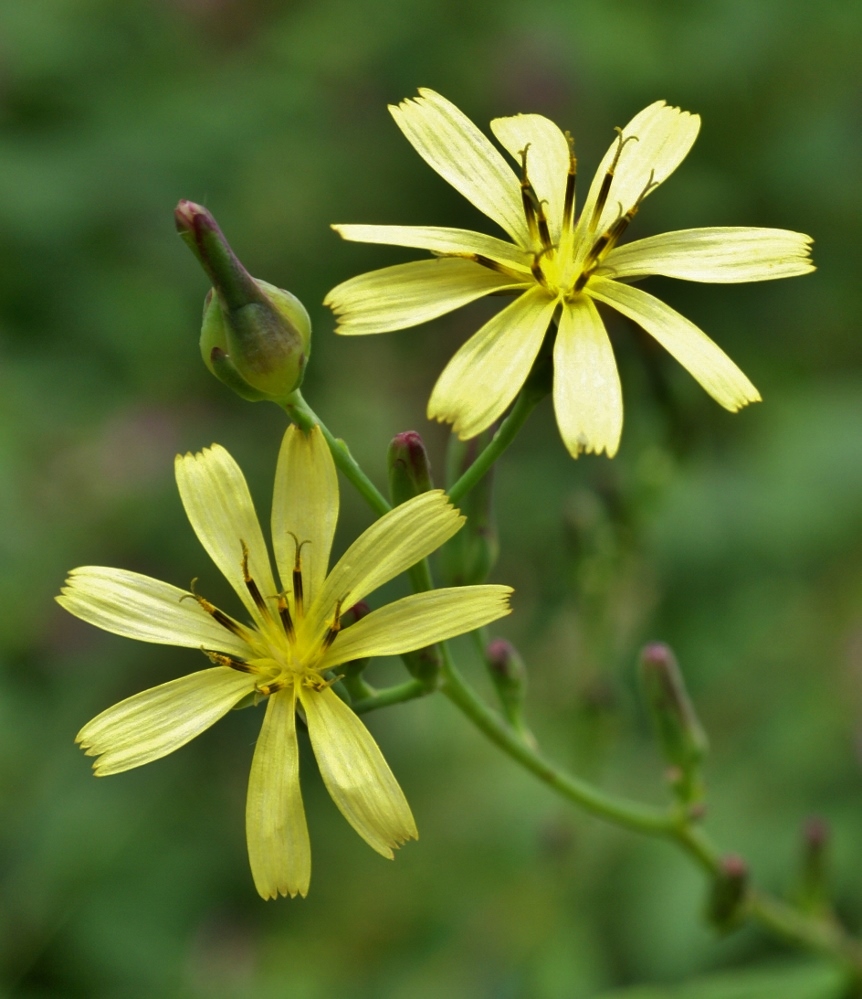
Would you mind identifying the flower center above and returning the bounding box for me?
[517,130,657,300]
[188,537,344,697]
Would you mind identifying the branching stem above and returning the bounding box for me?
[283,389,862,982]
[284,390,391,517]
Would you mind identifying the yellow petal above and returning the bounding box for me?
[77,668,255,776]
[246,686,310,900]
[588,277,761,412]
[490,113,571,241]
[57,566,252,659]
[320,585,513,670]
[575,101,700,258]
[428,287,558,439]
[602,227,816,283]
[272,425,338,606]
[325,258,527,335]
[332,224,531,273]
[175,445,277,626]
[305,491,464,639]
[390,88,529,245]
[553,299,623,458]
[300,686,417,857]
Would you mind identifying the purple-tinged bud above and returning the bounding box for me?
[487,638,526,701]
[797,815,832,914]
[640,642,708,802]
[401,644,441,688]
[340,601,371,630]
[388,431,433,507]
[486,638,534,744]
[707,854,749,930]
[176,200,310,403]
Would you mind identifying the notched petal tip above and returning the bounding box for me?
[728,388,762,413]
[260,883,308,901]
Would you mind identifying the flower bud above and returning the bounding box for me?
[486,638,526,714]
[796,815,831,914]
[707,854,749,930]
[400,644,442,688]
[176,201,310,403]
[639,642,708,802]
[440,428,499,585]
[485,638,535,745]
[387,431,433,507]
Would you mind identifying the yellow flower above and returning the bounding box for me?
[325,90,815,457]
[57,425,512,898]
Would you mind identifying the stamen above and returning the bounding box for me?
[519,145,540,242]
[434,251,529,284]
[473,253,513,275]
[257,679,287,696]
[241,541,271,617]
[574,171,658,293]
[590,128,639,230]
[303,673,344,692]
[530,255,549,290]
[573,267,593,293]
[203,649,257,674]
[182,579,248,639]
[286,533,310,619]
[535,201,553,255]
[321,599,344,651]
[562,130,577,231]
[277,593,295,641]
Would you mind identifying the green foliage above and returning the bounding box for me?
[595,961,845,999]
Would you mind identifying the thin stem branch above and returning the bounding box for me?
[448,389,540,506]
[442,648,862,974]
[351,679,430,714]
[284,389,391,517]
[284,386,862,977]
[747,891,862,973]
[439,644,674,835]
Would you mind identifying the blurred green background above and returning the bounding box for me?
[2,1,862,996]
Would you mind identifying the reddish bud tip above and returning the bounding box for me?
[341,601,371,628]
[388,431,433,506]
[803,815,829,850]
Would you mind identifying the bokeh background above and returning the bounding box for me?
[2,1,862,996]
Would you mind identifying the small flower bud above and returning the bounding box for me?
[485,638,535,745]
[486,638,526,712]
[387,431,433,507]
[176,201,310,403]
[640,642,708,801]
[707,854,749,930]
[400,644,441,688]
[440,428,499,585]
[797,815,831,914]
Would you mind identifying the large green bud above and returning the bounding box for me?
[175,201,310,403]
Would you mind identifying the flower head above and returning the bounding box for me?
[325,90,814,457]
[57,425,512,898]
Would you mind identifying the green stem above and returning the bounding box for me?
[284,389,391,517]
[747,891,862,972]
[441,643,862,973]
[439,644,673,835]
[448,388,540,507]
[671,822,862,973]
[351,679,429,714]
[284,387,862,975]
